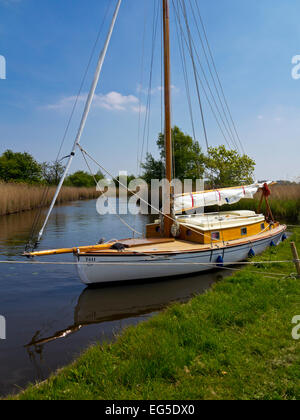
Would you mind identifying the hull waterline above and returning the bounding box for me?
[76,227,286,286]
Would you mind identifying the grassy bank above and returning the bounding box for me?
[0,182,101,216]
[11,228,300,400]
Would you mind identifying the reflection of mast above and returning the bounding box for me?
[37,0,122,243]
[25,325,83,348]
[163,0,173,238]
[24,271,216,350]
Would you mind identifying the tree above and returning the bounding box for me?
[205,145,255,187]
[41,161,65,185]
[0,149,42,183]
[141,126,206,183]
[140,155,165,185]
[113,174,136,188]
[65,170,104,188]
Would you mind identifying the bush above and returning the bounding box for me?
[65,170,104,188]
[0,150,42,184]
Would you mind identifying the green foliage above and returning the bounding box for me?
[158,126,206,181]
[113,174,136,188]
[0,150,106,187]
[0,149,43,183]
[205,145,255,187]
[142,126,206,182]
[141,128,255,187]
[141,154,165,185]
[41,161,65,185]
[11,230,300,400]
[65,170,104,188]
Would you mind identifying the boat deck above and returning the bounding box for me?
[79,225,286,256]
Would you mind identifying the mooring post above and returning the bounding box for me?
[290,242,300,278]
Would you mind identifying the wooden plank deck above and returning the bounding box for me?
[80,225,286,256]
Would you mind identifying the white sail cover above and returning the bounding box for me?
[174,183,268,214]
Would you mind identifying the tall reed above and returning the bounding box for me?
[1,182,300,221]
[217,184,300,223]
[0,182,101,216]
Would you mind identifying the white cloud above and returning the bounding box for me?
[136,84,179,95]
[131,104,146,113]
[45,91,145,114]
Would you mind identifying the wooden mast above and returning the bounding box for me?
[163,0,173,237]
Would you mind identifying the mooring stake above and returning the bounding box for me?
[290,242,300,278]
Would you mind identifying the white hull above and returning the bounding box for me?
[76,229,286,286]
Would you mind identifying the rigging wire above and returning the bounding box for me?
[76,143,281,245]
[139,0,160,169]
[25,1,114,251]
[177,0,209,151]
[26,187,51,252]
[136,3,148,176]
[55,1,114,163]
[77,144,214,241]
[0,259,296,282]
[174,9,197,142]
[134,2,149,235]
[179,0,240,152]
[192,0,245,154]
[187,0,240,153]
[172,0,233,151]
[17,2,292,283]
[160,0,164,137]
[0,260,296,267]
[79,147,142,237]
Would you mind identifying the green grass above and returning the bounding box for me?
[10,229,300,400]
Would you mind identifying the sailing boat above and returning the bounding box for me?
[25,0,287,285]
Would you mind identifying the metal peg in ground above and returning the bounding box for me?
[290,242,300,278]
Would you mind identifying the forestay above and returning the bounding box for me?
[36,0,122,243]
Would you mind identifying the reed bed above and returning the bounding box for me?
[1,182,300,221]
[245,184,300,222]
[211,184,300,223]
[0,182,100,216]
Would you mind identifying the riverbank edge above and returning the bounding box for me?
[9,228,300,400]
[0,183,103,216]
[1,181,300,221]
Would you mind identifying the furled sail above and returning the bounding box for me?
[174,183,270,214]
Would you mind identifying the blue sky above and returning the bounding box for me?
[0,0,300,181]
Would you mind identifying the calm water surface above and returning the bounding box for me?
[0,199,230,396]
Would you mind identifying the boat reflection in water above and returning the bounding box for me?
[25,270,228,350]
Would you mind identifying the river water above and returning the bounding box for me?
[0,199,230,396]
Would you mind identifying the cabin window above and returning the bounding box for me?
[186,229,192,237]
[241,227,248,236]
[155,226,161,233]
[211,232,220,241]
[261,223,265,231]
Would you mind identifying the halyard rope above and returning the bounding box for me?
[0,260,297,267]
[77,144,284,244]
[0,260,297,280]
[79,145,143,237]
[77,144,213,241]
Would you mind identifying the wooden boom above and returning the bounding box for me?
[24,243,116,257]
